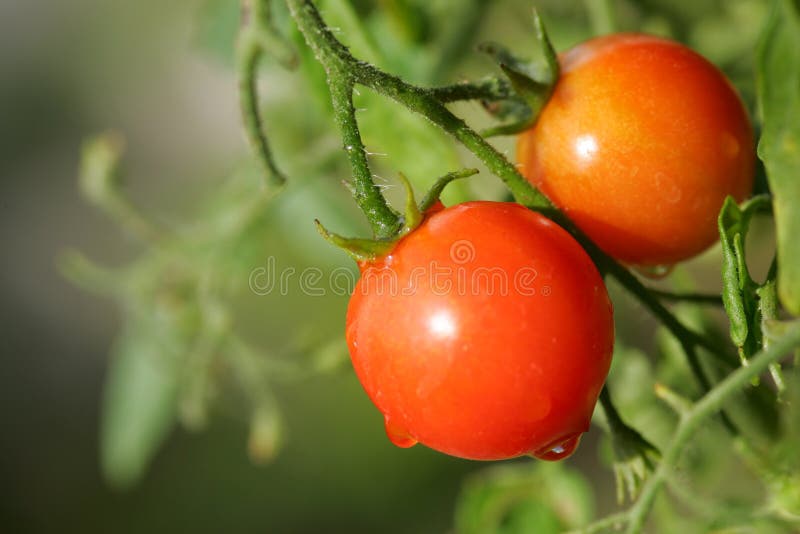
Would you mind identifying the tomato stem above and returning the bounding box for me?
[355,61,557,211]
[284,0,734,380]
[418,168,479,213]
[649,289,725,306]
[237,0,293,188]
[428,76,513,103]
[328,79,403,238]
[286,0,402,238]
[282,5,784,528]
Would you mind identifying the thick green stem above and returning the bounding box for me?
[328,79,401,237]
[599,386,628,432]
[429,76,513,103]
[286,0,400,237]
[352,62,554,211]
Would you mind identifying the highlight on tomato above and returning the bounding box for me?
[345,201,614,461]
[517,33,755,267]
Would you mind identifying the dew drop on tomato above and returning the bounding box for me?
[384,416,417,448]
[531,433,582,461]
[634,263,674,280]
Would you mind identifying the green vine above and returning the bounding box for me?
[67,0,800,528]
[283,0,740,421]
[240,1,800,530]
[571,321,800,533]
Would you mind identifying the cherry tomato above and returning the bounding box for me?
[517,33,755,267]
[346,201,614,461]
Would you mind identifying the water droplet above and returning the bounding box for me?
[384,416,417,448]
[655,172,682,204]
[721,132,740,159]
[635,264,674,279]
[531,433,582,461]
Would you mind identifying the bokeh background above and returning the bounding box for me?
[0,0,776,532]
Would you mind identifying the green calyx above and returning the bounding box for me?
[314,221,396,263]
[418,168,479,212]
[316,168,479,262]
[479,9,560,137]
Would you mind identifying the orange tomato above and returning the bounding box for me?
[517,34,755,266]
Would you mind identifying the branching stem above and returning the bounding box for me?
[569,323,800,534]
[429,76,514,103]
[328,78,402,237]
[284,0,731,370]
[624,322,800,533]
[650,289,725,306]
[279,4,790,530]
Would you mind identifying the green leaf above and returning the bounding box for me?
[194,0,240,65]
[756,0,800,316]
[454,463,593,534]
[100,309,182,489]
[379,0,430,45]
[476,10,559,136]
[719,197,753,348]
[718,196,772,360]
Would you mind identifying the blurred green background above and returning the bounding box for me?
[0,0,778,532]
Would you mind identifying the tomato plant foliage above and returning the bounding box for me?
[66,0,800,532]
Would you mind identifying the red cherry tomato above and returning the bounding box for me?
[517,33,755,267]
[346,201,614,461]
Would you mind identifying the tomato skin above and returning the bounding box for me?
[346,201,614,461]
[517,34,755,266]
